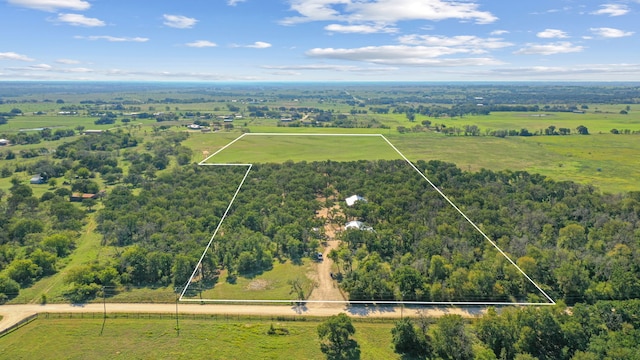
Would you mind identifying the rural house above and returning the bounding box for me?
[30,175,45,184]
[345,220,373,231]
[345,195,367,207]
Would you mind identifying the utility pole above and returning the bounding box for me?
[175,287,180,337]
[100,286,107,336]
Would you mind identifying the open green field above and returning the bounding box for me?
[0,115,106,132]
[0,317,399,359]
[429,110,640,134]
[4,95,639,195]
[192,131,640,193]
[204,134,401,164]
[189,261,315,301]
[392,133,640,193]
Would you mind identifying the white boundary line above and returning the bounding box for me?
[179,163,253,300]
[182,132,556,306]
[380,135,555,305]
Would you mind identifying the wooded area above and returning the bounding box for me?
[1,82,640,359]
[8,156,628,306]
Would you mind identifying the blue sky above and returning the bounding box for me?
[1,0,639,81]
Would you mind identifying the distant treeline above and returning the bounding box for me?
[2,83,639,106]
[397,122,592,137]
[355,84,640,105]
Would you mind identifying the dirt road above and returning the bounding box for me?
[307,239,345,304]
[0,302,486,334]
[307,199,346,304]
[0,197,489,333]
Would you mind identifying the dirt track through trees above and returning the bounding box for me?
[306,198,346,305]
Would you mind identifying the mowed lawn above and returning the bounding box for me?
[0,318,399,360]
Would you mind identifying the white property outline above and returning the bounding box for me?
[180,133,556,306]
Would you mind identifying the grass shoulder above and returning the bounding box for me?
[0,317,399,360]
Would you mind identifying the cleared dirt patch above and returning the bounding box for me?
[246,279,271,291]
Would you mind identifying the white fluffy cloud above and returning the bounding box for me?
[28,63,53,70]
[537,29,568,39]
[282,0,497,25]
[0,52,35,61]
[163,14,198,29]
[5,63,53,72]
[104,69,259,81]
[591,4,629,16]
[7,0,90,11]
[56,13,105,27]
[325,23,398,34]
[262,64,397,73]
[56,58,80,64]
[75,35,149,42]
[490,30,509,36]
[186,40,217,48]
[247,41,272,48]
[398,34,512,52]
[306,45,503,66]
[590,27,634,38]
[227,0,246,5]
[232,41,272,48]
[485,63,640,80]
[514,42,584,55]
[62,67,92,73]
[306,32,510,67]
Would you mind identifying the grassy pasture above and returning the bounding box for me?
[191,131,640,193]
[246,126,386,134]
[182,132,248,163]
[390,133,640,193]
[202,134,401,164]
[189,261,315,301]
[0,103,61,113]
[0,317,398,359]
[524,134,640,193]
[272,131,630,193]
[0,115,155,133]
[428,110,640,134]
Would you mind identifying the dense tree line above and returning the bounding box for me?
[0,128,76,147]
[410,121,589,138]
[0,178,86,303]
[85,159,640,307]
[55,131,137,166]
[93,162,325,296]
[329,160,639,304]
[390,300,640,359]
[0,130,196,302]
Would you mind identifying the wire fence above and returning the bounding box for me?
[0,313,38,338]
[36,311,397,324]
